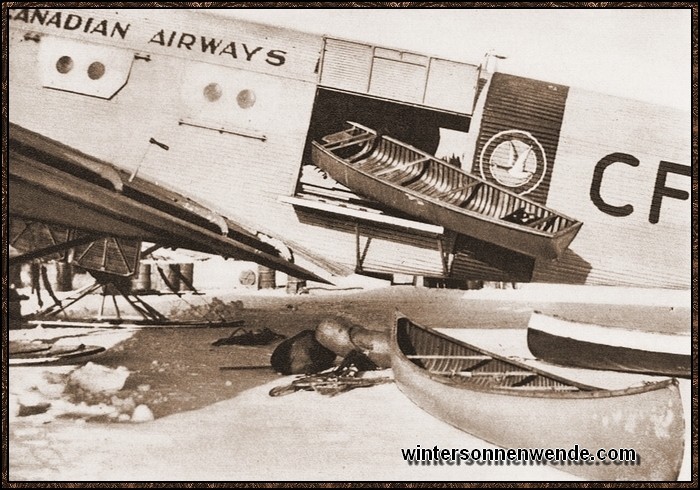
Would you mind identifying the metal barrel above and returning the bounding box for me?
[286,276,306,294]
[150,263,163,292]
[179,262,194,291]
[131,262,152,292]
[55,260,73,292]
[257,265,276,290]
[164,263,181,292]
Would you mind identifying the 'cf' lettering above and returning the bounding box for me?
[591,154,690,224]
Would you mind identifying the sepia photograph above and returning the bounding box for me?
[4,4,694,483]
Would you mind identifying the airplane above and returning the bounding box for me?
[6,8,692,292]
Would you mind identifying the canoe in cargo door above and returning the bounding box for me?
[312,122,582,259]
[390,313,684,481]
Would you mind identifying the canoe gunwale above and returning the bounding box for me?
[527,312,691,355]
[392,313,679,400]
[526,313,692,378]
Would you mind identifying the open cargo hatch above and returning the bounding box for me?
[319,37,480,116]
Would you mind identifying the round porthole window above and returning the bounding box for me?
[203,83,223,102]
[87,61,106,80]
[236,89,256,109]
[56,56,73,74]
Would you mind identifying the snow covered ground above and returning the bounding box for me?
[8,284,692,482]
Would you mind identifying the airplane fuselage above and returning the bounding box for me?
[8,8,691,289]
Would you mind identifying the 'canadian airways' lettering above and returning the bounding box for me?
[9,10,288,68]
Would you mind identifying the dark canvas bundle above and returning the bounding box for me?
[270,330,336,375]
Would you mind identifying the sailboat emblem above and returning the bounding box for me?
[479,130,547,195]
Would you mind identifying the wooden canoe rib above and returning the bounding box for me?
[527,312,691,378]
[390,313,684,481]
[312,122,583,259]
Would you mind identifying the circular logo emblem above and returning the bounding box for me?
[479,130,547,195]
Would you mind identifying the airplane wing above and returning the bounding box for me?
[9,123,331,284]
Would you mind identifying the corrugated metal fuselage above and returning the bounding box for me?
[7,8,691,288]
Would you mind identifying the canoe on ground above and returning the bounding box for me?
[312,122,582,259]
[390,313,684,481]
[10,342,106,366]
[527,312,691,378]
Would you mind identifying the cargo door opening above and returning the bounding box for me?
[297,88,470,209]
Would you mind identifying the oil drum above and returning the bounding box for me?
[131,262,151,292]
[257,265,276,290]
[179,262,194,291]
